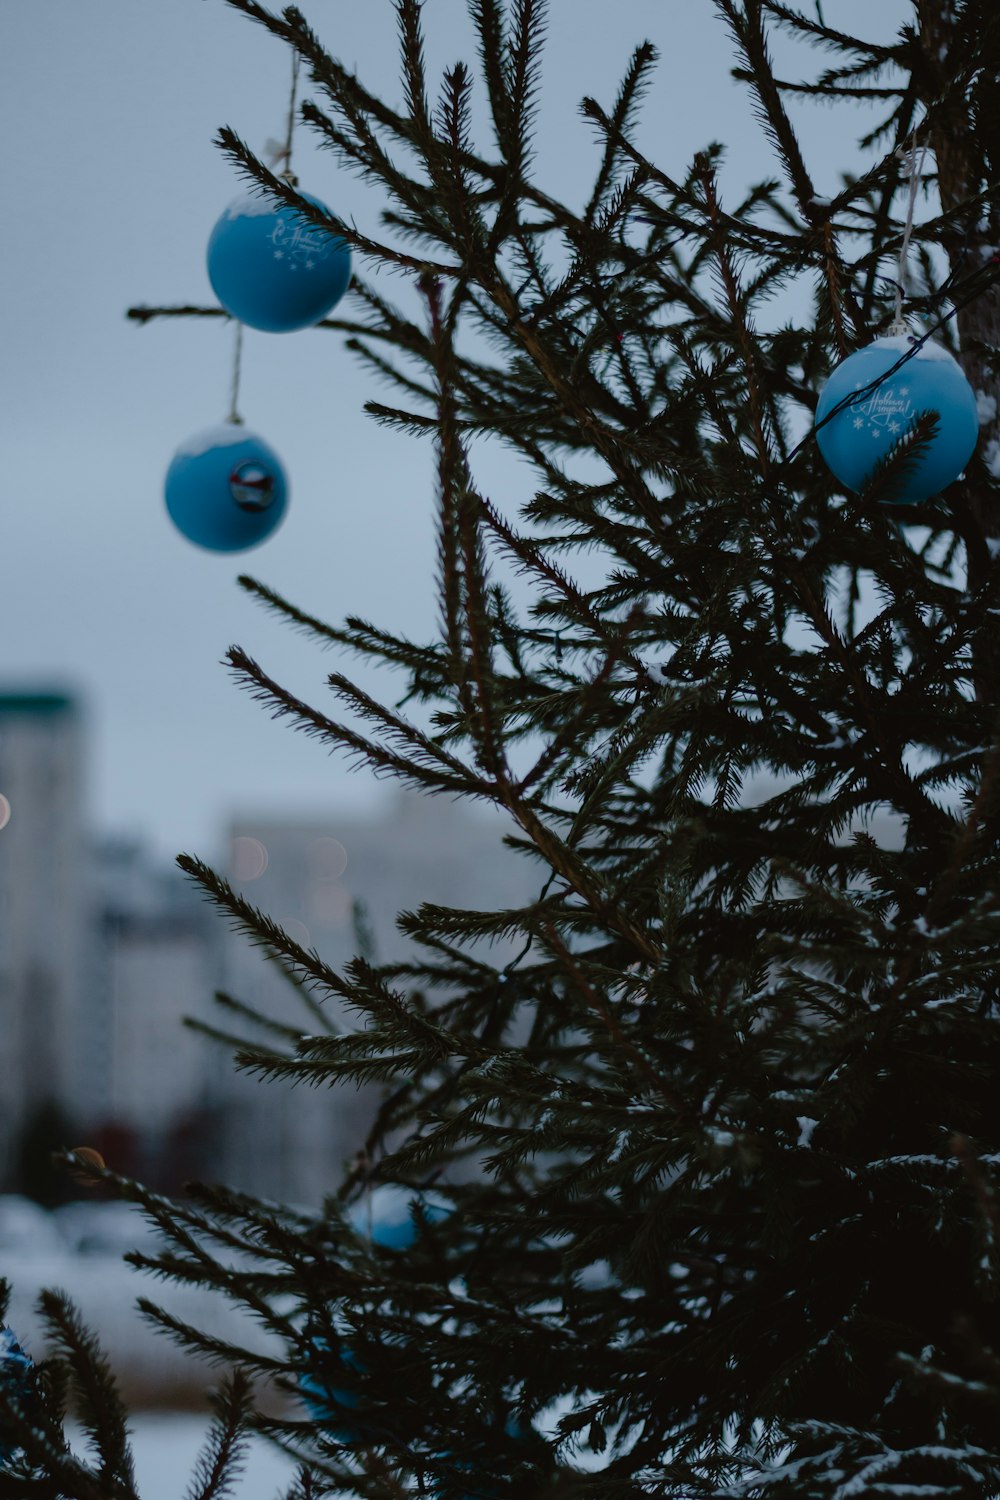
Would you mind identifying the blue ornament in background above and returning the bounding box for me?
[207,192,351,333]
[815,335,979,504]
[348,1184,451,1250]
[433,1416,532,1500]
[164,423,288,552]
[299,1337,368,1445]
[0,1326,35,1468]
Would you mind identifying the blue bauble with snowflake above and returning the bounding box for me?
[348,1184,451,1250]
[164,422,288,552]
[207,192,351,333]
[0,1326,35,1468]
[815,335,979,504]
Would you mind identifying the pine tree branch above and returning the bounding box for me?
[223,643,497,800]
[698,160,776,476]
[177,847,354,998]
[583,42,657,227]
[38,1291,140,1500]
[215,124,458,276]
[716,0,819,216]
[182,1369,254,1500]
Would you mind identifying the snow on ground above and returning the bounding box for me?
[3,1197,301,1492]
[1,1195,283,1405]
[71,1414,296,1500]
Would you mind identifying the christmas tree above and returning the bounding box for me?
[4,1,1000,1494]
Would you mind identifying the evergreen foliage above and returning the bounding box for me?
[10,0,1000,1494]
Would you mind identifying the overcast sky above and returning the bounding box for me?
[1,0,908,864]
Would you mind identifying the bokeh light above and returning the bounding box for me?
[308,837,348,880]
[0,795,10,831]
[280,917,311,949]
[310,881,351,928]
[231,835,268,882]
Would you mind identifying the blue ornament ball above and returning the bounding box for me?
[207,192,351,333]
[299,1338,368,1445]
[165,423,288,553]
[815,335,979,504]
[348,1184,451,1250]
[0,1326,35,1468]
[434,1416,532,1500]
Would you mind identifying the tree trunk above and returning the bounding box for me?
[917,1,1000,618]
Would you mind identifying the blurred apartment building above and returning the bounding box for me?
[0,691,537,1202]
[216,792,539,1201]
[0,692,88,1185]
[80,837,223,1186]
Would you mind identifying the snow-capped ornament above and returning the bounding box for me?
[0,1326,35,1468]
[347,1184,450,1250]
[164,422,288,552]
[815,335,978,504]
[207,192,351,333]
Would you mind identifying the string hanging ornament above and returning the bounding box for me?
[164,51,353,551]
[164,295,289,552]
[814,136,979,506]
[206,46,352,334]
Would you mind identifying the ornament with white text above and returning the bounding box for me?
[815,335,978,504]
[207,192,351,333]
[165,422,288,552]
